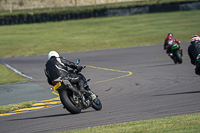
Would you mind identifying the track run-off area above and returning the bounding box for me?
[0,42,200,133]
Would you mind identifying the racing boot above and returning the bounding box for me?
[169,53,177,64]
[67,84,81,96]
[169,53,173,59]
[79,80,91,96]
[63,80,81,97]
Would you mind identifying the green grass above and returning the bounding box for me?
[0,10,200,58]
[60,112,200,133]
[0,101,36,113]
[0,64,28,84]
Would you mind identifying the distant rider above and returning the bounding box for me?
[188,35,200,75]
[164,33,182,56]
[44,51,87,96]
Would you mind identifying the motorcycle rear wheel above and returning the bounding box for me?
[59,90,81,114]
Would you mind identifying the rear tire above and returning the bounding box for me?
[59,90,81,114]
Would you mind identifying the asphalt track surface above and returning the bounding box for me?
[0,42,200,133]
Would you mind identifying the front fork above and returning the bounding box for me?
[84,81,97,100]
[179,47,183,56]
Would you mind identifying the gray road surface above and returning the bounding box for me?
[0,42,200,133]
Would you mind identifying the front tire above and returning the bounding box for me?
[59,90,81,114]
[174,51,182,64]
[92,97,102,111]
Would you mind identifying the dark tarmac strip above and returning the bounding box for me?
[0,81,56,106]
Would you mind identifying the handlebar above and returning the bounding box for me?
[73,65,86,73]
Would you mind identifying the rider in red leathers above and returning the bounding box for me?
[164,33,181,56]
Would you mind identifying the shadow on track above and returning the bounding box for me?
[144,63,175,68]
[9,110,96,121]
[154,91,200,96]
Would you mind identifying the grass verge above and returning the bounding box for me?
[0,63,28,84]
[0,101,36,114]
[0,10,200,58]
[60,112,200,133]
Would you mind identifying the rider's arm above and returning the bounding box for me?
[60,57,77,69]
[174,38,180,44]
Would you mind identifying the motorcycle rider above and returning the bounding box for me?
[164,33,182,56]
[188,35,200,75]
[44,51,88,96]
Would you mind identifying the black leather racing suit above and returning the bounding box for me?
[44,56,85,91]
[188,40,200,75]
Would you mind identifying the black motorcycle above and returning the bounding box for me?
[53,59,102,114]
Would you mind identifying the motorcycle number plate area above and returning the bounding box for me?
[53,82,61,90]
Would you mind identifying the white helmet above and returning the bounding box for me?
[48,51,59,60]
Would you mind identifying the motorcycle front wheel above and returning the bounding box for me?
[58,90,81,114]
[174,50,182,64]
[92,97,102,111]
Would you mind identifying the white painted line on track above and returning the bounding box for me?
[1,62,34,80]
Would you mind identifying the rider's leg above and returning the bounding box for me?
[166,45,172,56]
[62,78,81,96]
[195,68,200,76]
[69,74,90,95]
[78,77,91,96]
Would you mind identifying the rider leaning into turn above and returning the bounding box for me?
[164,33,181,56]
[188,35,200,75]
[44,51,87,96]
